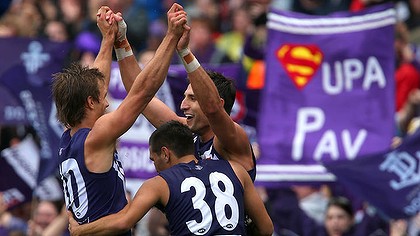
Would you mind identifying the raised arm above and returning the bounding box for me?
[92,6,115,88]
[176,27,253,170]
[69,176,168,236]
[112,13,140,92]
[82,6,118,172]
[112,12,184,128]
[86,4,187,171]
[230,161,273,236]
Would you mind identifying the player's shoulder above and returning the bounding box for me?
[142,175,169,195]
[146,175,167,186]
[227,160,248,178]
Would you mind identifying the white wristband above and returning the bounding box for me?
[178,48,200,73]
[115,47,133,61]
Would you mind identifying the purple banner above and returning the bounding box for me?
[0,136,39,209]
[0,38,71,183]
[257,4,396,184]
[324,129,420,219]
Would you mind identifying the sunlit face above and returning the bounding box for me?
[325,205,353,236]
[180,84,210,135]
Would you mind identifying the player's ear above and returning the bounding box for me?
[161,146,170,162]
[86,96,95,109]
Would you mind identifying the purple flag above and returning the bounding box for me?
[257,4,397,185]
[0,38,71,183]
[0,136,39,209]
[324,129,420,219]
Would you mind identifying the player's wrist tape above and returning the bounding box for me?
[115,46,133,61]
[178,48,200,73]
[116,20,127,42]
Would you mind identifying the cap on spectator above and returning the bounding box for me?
[74,31,100,55]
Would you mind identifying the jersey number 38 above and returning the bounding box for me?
[181,172,239,235]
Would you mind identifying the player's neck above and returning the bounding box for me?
[177,155,197,165]
[199,131,214,143]
[70,120,93,136]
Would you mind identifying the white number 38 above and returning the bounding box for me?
[180,172,239,235]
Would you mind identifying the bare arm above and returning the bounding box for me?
[114,17,184,128]
[230,161,273,236]
[100,4,187,136]
[177,30,254,170]
[143,97,186,127]
[69,177,168,236]
[92,6,115,88]
[187,66,251,158]
[82,6,118,172]
[114,37,140,92]
[86,4,187,171]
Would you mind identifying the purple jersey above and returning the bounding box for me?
[194,135,257,182]
[159,159,246,235]
[58,129,130,236]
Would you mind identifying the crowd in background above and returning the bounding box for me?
[1,0,420,235]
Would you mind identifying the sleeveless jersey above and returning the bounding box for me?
[159,159,246,235]
[58,129,130,236]
[194,135,257,182]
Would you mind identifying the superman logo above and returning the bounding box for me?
[277,44,323,90]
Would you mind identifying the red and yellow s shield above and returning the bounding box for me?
[277,44,323,90]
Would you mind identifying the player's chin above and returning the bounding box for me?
[185,118,194,127]
[188,123,199,133]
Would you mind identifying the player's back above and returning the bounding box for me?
[159,158,246,235]
[194,135,257,182]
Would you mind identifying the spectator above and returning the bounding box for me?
[44,20,69,43]
[0,14,18,37]
[147,208,169,236]
[396,88,420,136]
[395,21,420,112]
[0,200,31,236]
[292,185,329,225]
[172,15,232,64]
[72,30,101,67]
[84,0,149,53]
[146,19,167,51]
[57,0,85,38]
[27,200,68,236]
[216,5,252,63]
[4,1,43,38]
[265,187,319,236]
[241,11,267,90]
[319,196,356,236]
